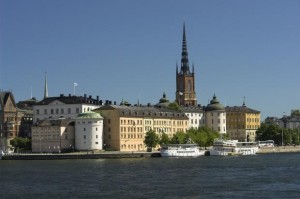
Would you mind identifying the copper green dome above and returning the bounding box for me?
[205,94,225,111]
[77,111,103,119]
[156,92,170,108]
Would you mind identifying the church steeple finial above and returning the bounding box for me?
[44,72,48,99]
[180,22,190,74]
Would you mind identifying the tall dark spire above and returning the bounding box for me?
[180,22,190,74]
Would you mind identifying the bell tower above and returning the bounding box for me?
[176,23,197,106]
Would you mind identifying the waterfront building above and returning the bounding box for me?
[0,91,19,153]
[75,111,104,151]
[204,94,226,134]
[181,106,205,129]
[33,94,102,124]
[94,103,189,152]
[176,23,197,106]
[31,118,75,153]
[226,102,260,142]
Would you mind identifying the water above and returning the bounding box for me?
[1,153,300,199]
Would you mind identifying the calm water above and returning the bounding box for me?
[1,153,300,199]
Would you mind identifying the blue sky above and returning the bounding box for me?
[1,0,299,119]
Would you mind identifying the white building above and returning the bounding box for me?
[75,111,104,151]
[33,94,102,123]
[181,106,205,129]
[205,95,226,135]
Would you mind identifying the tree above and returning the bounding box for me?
[10,137,31,152]
[168,101,181,111]
[144,130,159,151]
[159,132,170,145]
[187,127,219,148]
[170,131,189,144]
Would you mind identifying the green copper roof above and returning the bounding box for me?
[77,111,103,119]
[205,94,225,111]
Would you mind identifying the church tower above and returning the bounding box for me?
[176,23,197,106]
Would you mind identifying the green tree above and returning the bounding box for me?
[168,101,181,111]
[144,130,159,151]
[187,127,219,148]
[170,131,190,144]
[159,132,170,145]
[10,137,31,152]
[256,123,282,145]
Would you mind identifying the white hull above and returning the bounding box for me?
[160,144,204,157]
[210,139,258,156]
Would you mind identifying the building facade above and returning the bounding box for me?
[176,23,197,106]
[0,91,19,153]
[205,95,226,135]
[33,94,102,123]
[94,104,189,152]
[31,118,75,153]
[181,106,205,129]
[75,111,104,151]
[226,103,260,142]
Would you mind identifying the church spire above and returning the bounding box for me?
[44,72,48,99]
[180,22,190,74]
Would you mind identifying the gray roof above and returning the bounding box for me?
[36,94,101,105]
[205,95,225,112]
[225,106,260,114]
[95,105,188,119]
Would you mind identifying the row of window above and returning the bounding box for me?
[36,108,80,115]
[119,119,186,126]
[120,133,144,139]
[120,144,144,150]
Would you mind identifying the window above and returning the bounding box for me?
[95,142,98,144]
[61,109,64,114]
[68,108,71,114]
[36,109,40,115]
[51,109,54,114]
[56,109,59,114]
[83,135,86,139]
[44,109,47,114]
[76,108,80,113]
[96,135,98,139]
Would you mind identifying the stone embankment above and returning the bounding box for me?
[1,151,158,160]
[257,146,300,154]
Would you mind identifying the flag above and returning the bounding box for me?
[74,82,78,87]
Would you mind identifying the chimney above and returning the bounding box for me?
[84,94,87,103]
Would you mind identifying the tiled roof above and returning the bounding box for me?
[95,105,188,119]
[36,95,101,105]
[225,106,260,113]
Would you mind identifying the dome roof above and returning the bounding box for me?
[77,111,103,119]
[156,93,170,108]
[205,94,225,111]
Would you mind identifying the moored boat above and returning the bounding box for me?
[210,139,258,156]
[160,144,205,157]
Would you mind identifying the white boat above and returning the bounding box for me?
[210,139,258,156]
[160,144,205,157]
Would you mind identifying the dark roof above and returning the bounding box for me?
[36,94,101,105]
[225,105,260,114]
[205,95,225,112]
[181,106,204,113]
[0,91,16,108]
[34,118,75,127]
[95,105,188,119]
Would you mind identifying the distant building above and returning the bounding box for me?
[226,103,260,142]
[31,118,75,153]
[175,23,197,106]
[0,91,18,153]
[205,94,226,134]
[94,104,189,152]
[17,97,39,138]
[33,94,102,123]
[181,106,205,129]
[75,111,104,151]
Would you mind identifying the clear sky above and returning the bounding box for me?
[1,0,299,120]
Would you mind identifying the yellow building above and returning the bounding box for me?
[225,104,260,142]
[93,104,189,152]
